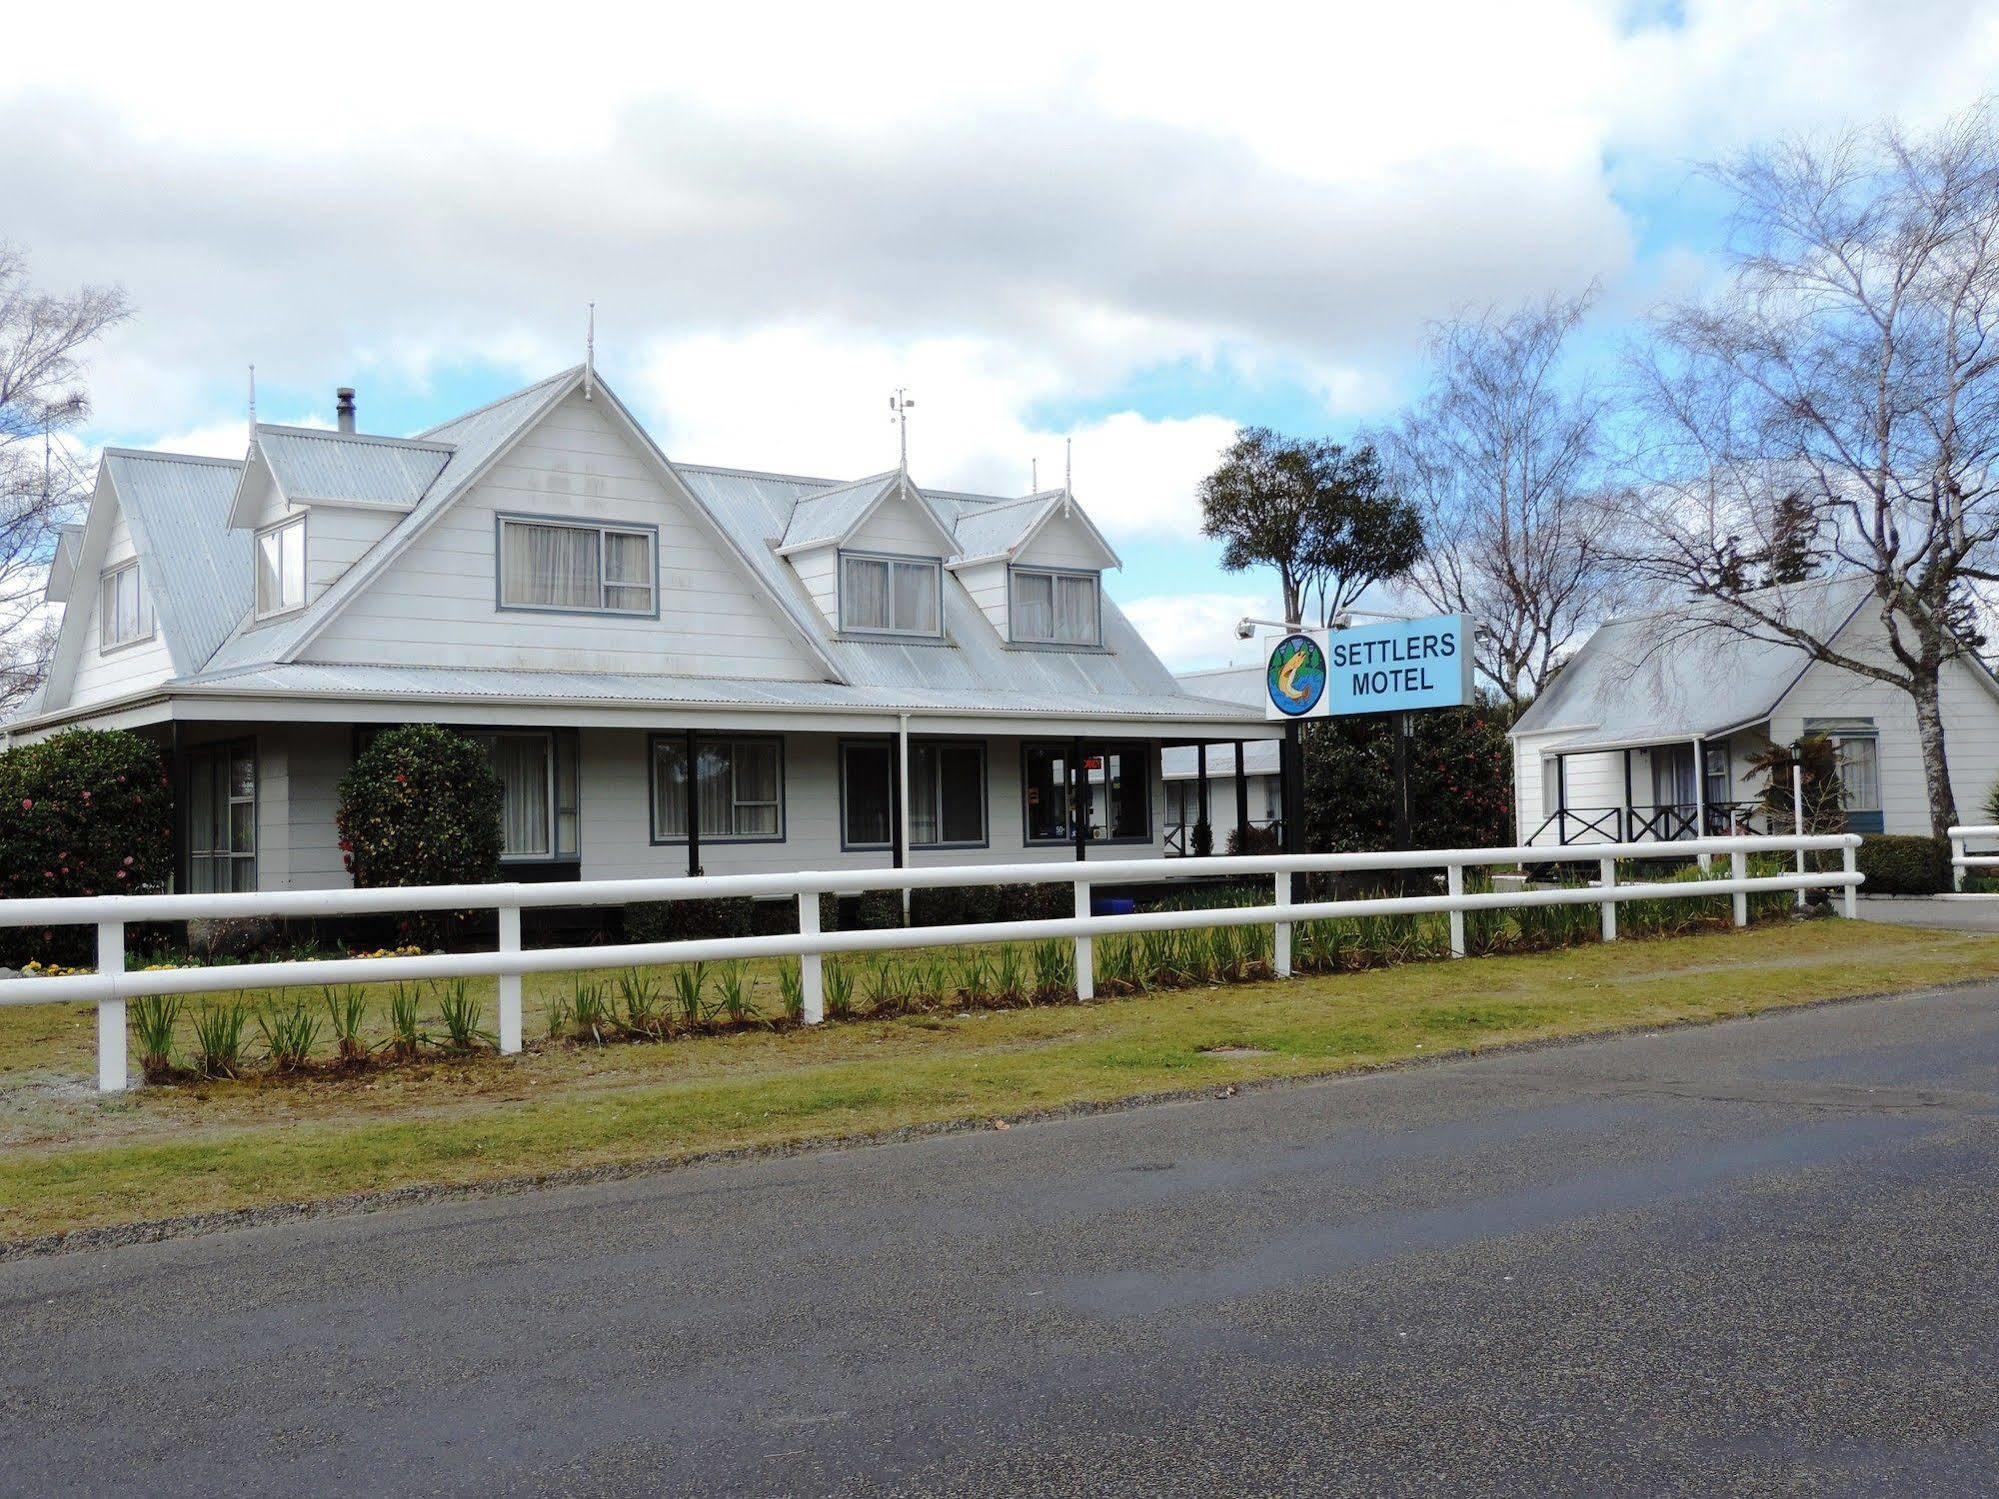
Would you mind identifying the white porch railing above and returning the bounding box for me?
[0,833,1863,1093]
[1948,824,1999,893]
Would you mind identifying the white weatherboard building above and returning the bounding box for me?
[1510,577,1999,845]
[12,367,1275,891]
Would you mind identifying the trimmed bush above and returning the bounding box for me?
[1855,834,1952,896]
[910,881,1069,928]
[335,724,503,889]
[623,896,757,945]
[0,729,173,964]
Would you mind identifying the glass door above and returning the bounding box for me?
[186,740,257,892]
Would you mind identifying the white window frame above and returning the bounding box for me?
[98,560,153,652]
[254,515,308,621]
[497,514,659,618]
[1009,566,1102,647]
[838,550,943,638]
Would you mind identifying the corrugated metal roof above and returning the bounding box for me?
[675,463,1201,712]
[947,491,1057,561]
[1163,740,1281,778]
[100,450,251,676]
[179,660,1260,722]
[1511,576,1873,749]
[255,425,452,507]
[777,471,898,551]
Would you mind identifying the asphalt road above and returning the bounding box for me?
[6,982,1999,1497]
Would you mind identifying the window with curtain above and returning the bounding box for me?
[255,516,306,618]
[839,553,941,635]
[499,517,655,615]
[1010,568,1099,645]
[186,741,257,892]
[651,736,784,841]
[847,740,984,848]
[98,562,153,650]
[1835,736,1881,812]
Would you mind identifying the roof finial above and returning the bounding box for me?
[1063,436,1073,515]
[889,387,915,471]
[1031,456,1038,494]
[584,303,596,401]
[247,363,256,434]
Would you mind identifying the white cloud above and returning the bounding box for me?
[1119,592,1283,674]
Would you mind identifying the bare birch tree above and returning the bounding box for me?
[0,246,130,714]
[1620,103,1999,838]
[1373,292,1626,711]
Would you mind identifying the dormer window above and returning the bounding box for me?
[98,561,153,651]
[1010,567,1100,646]
[840,551,941,637]
[254,516,306,619]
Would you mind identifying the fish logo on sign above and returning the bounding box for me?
[1266,633,1327,717]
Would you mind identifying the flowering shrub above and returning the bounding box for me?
[0,729,174,964]
[335,724,503,890]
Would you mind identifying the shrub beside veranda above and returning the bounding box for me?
[335,724,504,889]
[0,729,174,965]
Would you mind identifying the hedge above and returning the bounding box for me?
[1855,834,1952,896]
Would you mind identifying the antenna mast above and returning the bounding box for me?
[584,303,596,401]
[889,387,915,471]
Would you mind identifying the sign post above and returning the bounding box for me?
[1263,614,1475,872]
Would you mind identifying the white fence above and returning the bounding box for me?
[1949,824,1999,893]
[0,833,1863,1094]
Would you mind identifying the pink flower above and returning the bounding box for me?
[19,798,30,811]
[122,856,134,867]
[115,870,127,881]
[81,791,90,802]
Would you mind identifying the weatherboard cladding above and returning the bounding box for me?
[254,426,452,507]
[100,450,252,676]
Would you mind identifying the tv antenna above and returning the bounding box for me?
[889,387,915,471]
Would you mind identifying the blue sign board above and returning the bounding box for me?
[1264,614,1474,720]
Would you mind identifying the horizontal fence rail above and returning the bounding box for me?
[0,834,1863,1093]
[1948,824,1999,894]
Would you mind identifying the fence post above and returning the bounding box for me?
[1274,870,1293,976]
[1074,881,1094,1001]
[496,904,523,1056]
[1730,850,1748,927]
[1953,830,1965,893]
[97,919,126,1094]
[798,893,824,1024]
[1446,864,1466,958]
[1793,764,1808,907]
[1599,856,1617,943]
[1842,841,1859,919]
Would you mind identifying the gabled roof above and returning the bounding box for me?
[1510,576,1875,750]
[776,471,900,552]
[227,425,453,525]
[97,450,251,676]
[946,489,1122,570]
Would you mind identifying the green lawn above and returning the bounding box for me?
[3,917,1995,1246]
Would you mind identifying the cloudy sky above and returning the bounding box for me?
[9,0,1998,668]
